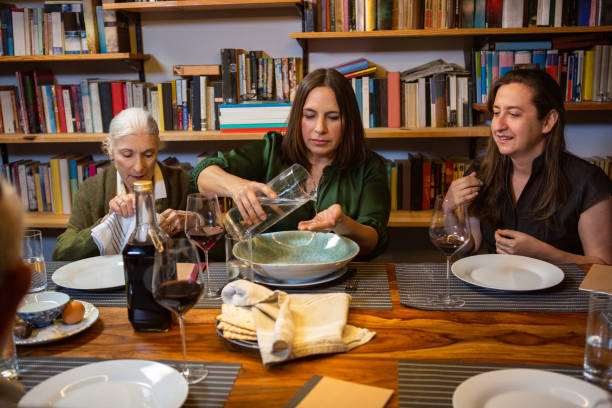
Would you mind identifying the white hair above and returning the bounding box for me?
[102,107,160,156]
[0,178,24,284]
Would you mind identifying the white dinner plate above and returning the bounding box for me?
[253,266,349,289]
[18,359,188,408]
[52,255,125,290]
[453,369,612,408]
[16,301,99,346]
[451,254,564,291]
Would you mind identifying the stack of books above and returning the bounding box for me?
[333,58,377,78]
[218,102,292,134]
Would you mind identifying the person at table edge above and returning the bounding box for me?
[0,179,31,406]
[52,108,193,261]
[446,69,612,265]
[192,68,391,259]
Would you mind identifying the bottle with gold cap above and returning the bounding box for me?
[122,180,173,332]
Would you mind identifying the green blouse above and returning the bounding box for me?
[191,131,390,258]
[52,164,192,261]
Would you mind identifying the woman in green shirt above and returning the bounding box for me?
[192,68,390,258]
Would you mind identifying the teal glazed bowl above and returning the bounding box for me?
[233,231,359,282]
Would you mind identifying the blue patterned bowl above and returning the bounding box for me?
[17,291,70,328]
[233,231,359,282]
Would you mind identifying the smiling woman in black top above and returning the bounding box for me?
[446,69,612,265]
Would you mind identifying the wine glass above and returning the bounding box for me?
[428,194,471,308]
[185,193,225,298]
[152,238,207,384]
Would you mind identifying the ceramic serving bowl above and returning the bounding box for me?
[233,231,359,282]
[17,291,70,328]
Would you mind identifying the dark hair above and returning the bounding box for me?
[473,69,568,225]
[282,68,368,170]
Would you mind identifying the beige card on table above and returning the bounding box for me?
[286,375,393,408]
[579,264,612,295]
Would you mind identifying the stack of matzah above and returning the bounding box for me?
[216,304,257,342]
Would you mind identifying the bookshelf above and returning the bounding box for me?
[5,7,611,232]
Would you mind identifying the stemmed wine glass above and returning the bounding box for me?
[428,194,471,308]
[152,238,207,384]
[185,193,225,298]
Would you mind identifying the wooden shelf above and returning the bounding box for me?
[0,53,150,62]
[0,127,489,143]
[26,209,432,228]
[103,0,301,13]
[473,102,612,112]
[26,213,70,228]
[291,26,612,39]
[388,210,432,227]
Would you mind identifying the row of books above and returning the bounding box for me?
[302,0,611,32]
[0,71,153,134]
[220,48,303,104]
[0,155,110,214]
[386,156,471,211]
[0,1,139,56]
[473,42,612,104]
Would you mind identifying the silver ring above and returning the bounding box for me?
[116,198,123,206]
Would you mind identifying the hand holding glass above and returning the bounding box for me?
[428,194,471,308]
[152,238,207,384]
[185,193,224,298]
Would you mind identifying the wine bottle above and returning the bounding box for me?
[122,180,173,332]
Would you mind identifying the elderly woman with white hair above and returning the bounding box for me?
[52,107,193,261]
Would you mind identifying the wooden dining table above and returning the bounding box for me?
[18,263,589,407]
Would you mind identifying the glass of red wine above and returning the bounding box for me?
[152,238,207,384]
[185,193,225,298]
[428,194,471,308]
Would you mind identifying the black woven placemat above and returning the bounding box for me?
[396,263,588,312]
[47,262,392,310]
[17,356,240,408]
[398,360,584,408]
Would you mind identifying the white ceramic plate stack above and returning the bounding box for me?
[451,254,565,291]
[453,369,612,408]
[18,360,188,408]
[52,255,125,290]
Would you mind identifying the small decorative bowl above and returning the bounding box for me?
[17,291,70,328]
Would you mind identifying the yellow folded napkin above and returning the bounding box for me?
[221,280,376,365]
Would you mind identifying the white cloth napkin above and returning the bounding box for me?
[221,280,376,365]
[91,213,164,256]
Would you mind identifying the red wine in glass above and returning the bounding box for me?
[429,194,471,308]
[154,280,204,315]
[433,235,467,257]
[188,226,224,252]
[185,193,224,299]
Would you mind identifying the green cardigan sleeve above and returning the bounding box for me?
[190,131,285,191]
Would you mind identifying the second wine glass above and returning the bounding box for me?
[152,238,207,384]
[185,193,224,298]
[429,194,471,308]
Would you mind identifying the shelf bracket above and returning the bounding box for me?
[1,143,7,165]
